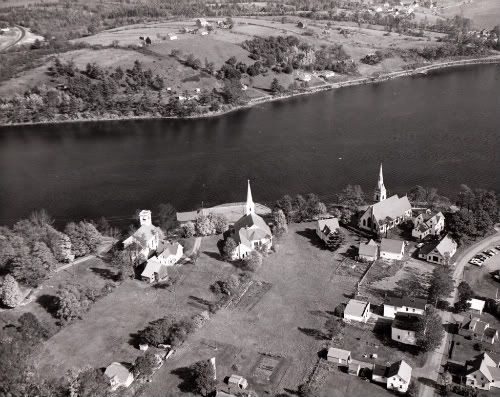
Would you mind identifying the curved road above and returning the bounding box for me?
[417,227,500,397]
[0,26,26,52]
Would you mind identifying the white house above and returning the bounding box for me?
[391,312,422,346]
[358,165,412,235]
[383,296,427,318]
[358,239,379,261]
[123,210,164,260]
[469,298,486,315]
[344,299,371,323]
[412,209,445,240]
[316,218,340,245]
[141,241,183,283]
[168,33,178,40]
[104,362,134,390]
[372,360,412,392]
[327,347,351,365]
[460,316,498,344]
[418,234,457,265]
[228,374,248,389]
[380,238,405,261]
[464,353,500,390]
[230,181,272,260]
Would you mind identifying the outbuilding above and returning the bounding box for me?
[327,347,351,365]
[380,238,405,260]
[344,299,371,323]
[228,374,248,389]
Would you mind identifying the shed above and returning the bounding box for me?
[327,347,351,364]
[468,298,486,315]
[344,299,371,323]
[228,374,248,389]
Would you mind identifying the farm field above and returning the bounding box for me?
[438,0,500,28]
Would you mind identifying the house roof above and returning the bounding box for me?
[385,296,427,310]
[435,235,457,257]
[104,362,132,384]
[318,218,339,234]
[380,238,405,255]
[392,312,422,332]
[345,299,370,318]
[328,347,351,361]
[229,374,246,384]
[371,195,412,223]
[373,364,388,377]
[233,213,271,246]
[418,241,436,256]
[468,298,486,312]
[157,241,182,258]
[359,239,378,257]
[466,353,499,382]
[386,360,412,383]
[141,257,163,279]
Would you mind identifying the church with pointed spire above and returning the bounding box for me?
[358,164,412,235]
[230,180,273,259]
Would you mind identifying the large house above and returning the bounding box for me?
[391,312,422,346]
[316,218,340,245]
[412,209,445,240]
[372,360,413,393]
[464,353,500,390]
[344,299,371,323]
[380,238,405,261]
[123,210,164,259]
[418,234,457,265]
[460,316,499,344]
[230,181,272,260]
[358,165,412,235]
[141,241,183,283]
[383,296,427,318]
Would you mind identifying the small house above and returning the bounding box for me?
[298,72,311,82]
[358,239,378,261]
[412,209,445,239]
[380,238,405,261]
[104,362,134,390]
[316,218,340,245]
[200,30,209,36]
[372,360,412,392]
[460,316,498,344]
[418,234,457,265]
[391,312,422,346]
[344,299,371,323]
[196,18,209,28]
[469,298,486,315]
[383,296,427,318]
[228,374,248,389]
[327,347,351,365]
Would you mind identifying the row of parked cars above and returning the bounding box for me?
[469,246,500,266]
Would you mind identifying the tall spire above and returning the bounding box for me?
[245,180,255,215]
[374,163,387,202]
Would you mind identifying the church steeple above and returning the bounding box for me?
[245,180,255,215]
[374,163,387,202]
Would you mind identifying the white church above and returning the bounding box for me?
[230,181,273,260]
[358,164,412,235]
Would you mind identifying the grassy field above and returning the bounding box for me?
[438,0,500,29]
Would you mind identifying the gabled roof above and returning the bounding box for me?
[373,364,388,377]
[380,238,405,255]
[328,347,351,361]
[318,218,339,234]
[386,360,412,383]
[435,235,457,257]
[359,239,378,257]
[141,257,162,279]
[466,353,499,382]
[370,195,412,223]
[385,296,427,310]
[157,241,182,258]
[233,213,271,246]
[345,299,370,318]
[392,312,422,332]
[104,362,132,384]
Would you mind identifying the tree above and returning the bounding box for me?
[65,222,101,257]
[17,312,48,344]
[408,185,428,204]
[133,351,159,378]
[275,195,293,221]
[339,207,354,224]
[338,184,366,208]
[221,78,246,104]
[72,368,109,397]
[1,274,23,308]
[455,281,474,312]
[138,317,173,346]
[55,284,91,323]
[474,209,493,236]
[243,250,263,272]
[158,203,177,233]
[446,210,477,244]
[222,237,237,260]
[324,317,343,339]
[181,221,196,238]
[457,184,476,211]
[31,241,57,273]
[10,249,49,288]
[109,249,136,280]
[270,78,285,95]
[272,208,288,237]
[80,222,101,253]
[297,383,319,397]
[48,230,73,262]
[191,360,216,396]
[416,308,444,352]
[195,215,214,236]
[326,230,345,251]
[208,213,228,234]
[428,266,454,306]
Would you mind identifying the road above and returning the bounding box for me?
[417,228,500,397]
[55,236,116,273]
[0,25,26,52]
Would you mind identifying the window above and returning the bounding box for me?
[397,335,400,340]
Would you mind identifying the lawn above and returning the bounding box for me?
[141,222,368,396]
[322,370,393,397]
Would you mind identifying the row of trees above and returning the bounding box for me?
[274,193,327,223]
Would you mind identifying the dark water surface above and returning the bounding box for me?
[0,64,499,225]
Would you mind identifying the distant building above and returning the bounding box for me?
[358,239,379,262]
[383,296,427,318]
[372,360,412,392]
[196,18,209,28]
[168,33,178,40]
[228,374,248,389]
[327,347,351,365]
[412,209,445,240]
[123,210,164,259]
[358,164,412,235]
[230,181,272,260]
[104,362,134,390]
[316,218,340,245]
[418,234,457,265]
[297,21,307,28]
[391,312,422,345]
[380,238,405,261]
[298,72,311,82]
[344,299,371,323]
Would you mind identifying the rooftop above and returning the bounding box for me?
[359,239,378,257]
[380,238,405,255]
[328,347,351,361]
[468,298,486,312]
[371,194,411,223]
[385,296,427,310]
[345,299,370,318]
[392,312,422,332]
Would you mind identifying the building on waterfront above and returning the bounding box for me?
[140,241,183,283]
[123,210,164,259]
[229,181,273,260]
[358,164,412,235]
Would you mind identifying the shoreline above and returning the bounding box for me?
[1,55,500,128]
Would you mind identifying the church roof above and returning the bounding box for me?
[371,195,411,223]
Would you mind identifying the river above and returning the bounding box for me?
[0,64,499,225]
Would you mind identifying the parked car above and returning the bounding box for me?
[416,242,424,248]
[474,255,486,262]
[470,259,483,266]
[493,273,500,281]
[486,249,497,256]
[495,245,500,251]
[483,251,495,257]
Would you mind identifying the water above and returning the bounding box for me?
[0,64,499,225]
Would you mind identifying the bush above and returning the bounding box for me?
[181,221,195,238]
[1,275,23,308]
[243,251,262,272]
[208,213,228,234]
